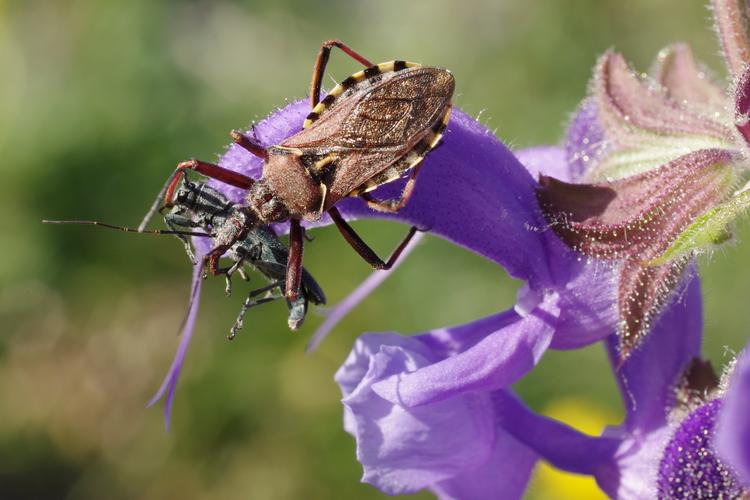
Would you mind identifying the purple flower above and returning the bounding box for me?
[504,285,750,499]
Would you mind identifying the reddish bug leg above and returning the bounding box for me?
[172,160,256,193]
[230,130,267,159]
[360,163,425,214]
[311,39,374,108]
[285,219,305,301]
[327,207,419,270]
[139,159,258,231]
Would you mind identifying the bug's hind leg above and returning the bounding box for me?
[328,207,419,271]
[360,163,424,214]
[311,40,374,108]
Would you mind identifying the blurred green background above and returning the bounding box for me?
[1,1,746,499]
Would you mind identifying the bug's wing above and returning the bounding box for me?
[281,68,454,152]
[322,149,406,206]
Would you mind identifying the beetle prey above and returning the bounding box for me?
[140,39,455,301]
[163,176,326,336]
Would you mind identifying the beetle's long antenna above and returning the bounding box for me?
[42,219,211,238]
[138,169,181,232]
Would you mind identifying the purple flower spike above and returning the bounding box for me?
[716,342,750,486]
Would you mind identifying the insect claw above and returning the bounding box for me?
[228,322,241,340]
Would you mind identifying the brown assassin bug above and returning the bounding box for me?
[139,39,455,301]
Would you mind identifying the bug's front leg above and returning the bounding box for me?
[310,39,374,108]
[328,207,419,270]
[285,219,305,301]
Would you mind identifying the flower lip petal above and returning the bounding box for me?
[214,100,556,290]
[370,295,558,408]
[339,335,498,495]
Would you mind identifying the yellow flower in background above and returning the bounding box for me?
[527,398,619,500]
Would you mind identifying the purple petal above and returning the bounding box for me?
[549,256,619,349]
[430,422,537,500]
[596,424,674,500]
[306,231,425,352]
[337,333,498,495]
[370,295,558,407]
[147,250,205,430]
[217,101,556,290]
[715,341,750,486]
[514,146,572,182]
[494,390,620,475]
[565,98,607,181]
[607,268,702,434]
[336,331,540,498]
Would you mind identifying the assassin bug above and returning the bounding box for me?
[163,176,326,335]
[139,39,455,301]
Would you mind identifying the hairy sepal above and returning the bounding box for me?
[538,149,735,356]
[588,51,732,181]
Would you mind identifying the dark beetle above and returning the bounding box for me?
[163,177,326,336]
[140,39,455,300]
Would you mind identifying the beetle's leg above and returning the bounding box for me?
[311,39,374,108]
[228,281,284,340]
[285,219,305,301]
[236,267,250,281]
[360,163,425,214]
[328,206,419,270]
[223,257,248,296]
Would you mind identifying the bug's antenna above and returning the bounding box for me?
[138,169,182,232]
[42,219,211,238]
